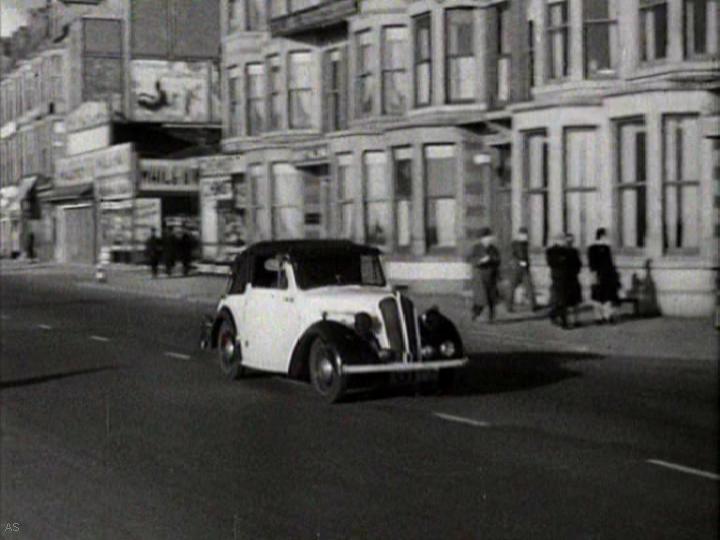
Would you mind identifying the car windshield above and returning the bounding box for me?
[293,253,386,290]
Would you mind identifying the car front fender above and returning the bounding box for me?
[288,319,379,379]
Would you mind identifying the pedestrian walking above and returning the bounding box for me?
[507,226,537,312]
[162,226,176,277]
[588,227,620,324]
[546,233,582,329]
[179,228,194,276]
[470,227,501,322]
[145,227,161,278]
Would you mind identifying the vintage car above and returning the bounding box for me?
[202,240,468,402]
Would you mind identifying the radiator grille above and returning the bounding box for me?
[400,295,419,361]
[379,297,403,352]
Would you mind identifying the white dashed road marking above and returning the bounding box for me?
[647,459,720,481]
[89,335,110,342]
[164,351,191,360]
[37,324,53,330]
[434,412,491,428]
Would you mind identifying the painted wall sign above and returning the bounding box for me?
[56,143,134,186]
[139,159,199,192]
[66,101,110,133]
[96,174,134,200]
[130,60,209,123]
[201,176,233,200]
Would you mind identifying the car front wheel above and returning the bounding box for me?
[309,338,346,403]
[218,317,244,380]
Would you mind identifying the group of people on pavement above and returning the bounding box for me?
[470,226,621,329]
[145,226,195,278]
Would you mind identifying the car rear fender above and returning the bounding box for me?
[210,307,235,349]
[288,320,377,380]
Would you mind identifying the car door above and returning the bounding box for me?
[241,256,300,372]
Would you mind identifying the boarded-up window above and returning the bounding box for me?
[131,0,169,57]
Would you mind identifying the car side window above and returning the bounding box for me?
[251,256,288,290]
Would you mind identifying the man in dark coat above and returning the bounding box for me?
[546,233,582,329]
[145,227,161,278]
[162,226,176,277]
[564,234,583,326]
[178,228,194,277]
[470,227,501,322]
[587,227,620,323]
[507,226,537,312]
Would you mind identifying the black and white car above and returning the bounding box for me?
[203,240,467,402]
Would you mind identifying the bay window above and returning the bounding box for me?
[393,148,413,249]
[246,63,264,135]
[663,115,701,251]
[382,26,408,114]
[616,120,647,249]
[228,75,242,136]
[323,47,348,132]
[356,31,374,117]
[547,0,569,79]
[445,8,475,102]
[336,154,354,239]
[496,2,512,102]
[523,131,549,248]
[424,145,457,248]
[414,13,432,107]
[363,152,390,246]
[640,0,668,62]
[683,0,720,57]
[271,163,303,239]
[583,0,618,77]
[288,51,312,129]
[267,55,282,130]
[564,128,598,248]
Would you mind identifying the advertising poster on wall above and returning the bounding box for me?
[99,200,133,250]
[134,198,162,244]
[130,60,209,123]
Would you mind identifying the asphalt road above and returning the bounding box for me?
[1,271,717,540]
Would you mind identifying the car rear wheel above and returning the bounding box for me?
[309,338,346,403]
[218,317,244,380]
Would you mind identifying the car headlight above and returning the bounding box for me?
[421,345,435,358]
[439,341,456,358]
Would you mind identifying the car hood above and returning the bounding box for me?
[300,286,394,315]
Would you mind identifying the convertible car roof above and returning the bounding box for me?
[238,240,381,259]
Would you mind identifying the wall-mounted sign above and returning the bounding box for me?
[66,101,110,133]
[130,60,210,123]
[292,144,328,165]
[197,154,245,177]
[56,143,133,186]
[96,174,134,200]
[201,176,233,200]
[139,159,199,192]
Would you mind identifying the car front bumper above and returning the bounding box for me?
[341,358,468,375]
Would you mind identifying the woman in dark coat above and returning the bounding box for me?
[470,228,501,322]
[587,227,620,323]
[546,233,582,329]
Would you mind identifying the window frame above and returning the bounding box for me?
[583,0,619,78]
[413,12,433,108]
[362,151,390,246]
[444,7,476,104]
[245,62,265,136]
[614,117,649,252]
[287,50,313,130]
[639,0,669,63]
[546,0,570,81]
[393,147,413,250]
[336,153,354,239]
[423,144,458,250]
[381,25,409,115]
[323,47,346,132]
[495,1,512,102]
[522,130,550,250]
[267,54,282,131]
[683,0,720,58]
[271,162,303,239]
[563,126,600,249]
[355,30,374,118]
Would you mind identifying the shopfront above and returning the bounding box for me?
[197,154,246,262]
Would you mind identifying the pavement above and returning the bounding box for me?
[3,259,716,362]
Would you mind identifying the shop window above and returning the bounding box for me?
[496,2,512,102]
[445,8,475,102]
[564,128,598,248]
[246,63,265,135]
[268,55,282,130]
[547,0,569,80]
[523,131,549,248]
[228,75,242,136]
[640,0,668,62]
[322,47,348,132]
[683,0,719,57]
[393,148,413,249]
[616,119,648,249]
[414,13,432,107]
[336,154,354,239]
[424,145,457,248]
[288,51,312,129]
[583,0,618,77]
[356,31,374,118]
[248,164,269,240]
[663,115,701,252]
[271,163,303,239]
[363,152,389,246]
[382,26,408,114]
